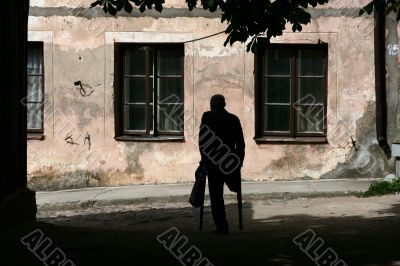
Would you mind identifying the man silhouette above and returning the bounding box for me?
[199,94,245,234]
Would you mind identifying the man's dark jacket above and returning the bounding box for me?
[199,109,245,191]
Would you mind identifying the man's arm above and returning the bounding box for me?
[235,117,245,167]
[199,113,208,164]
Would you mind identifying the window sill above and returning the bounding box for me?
[115,135,185,142]
[254,136,327,144]
[27,133,45,141]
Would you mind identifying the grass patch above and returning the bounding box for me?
[358,177,400,197]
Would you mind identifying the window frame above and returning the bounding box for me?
[114,43,185,141]
[27,41,45,134]
[254,43,328,143]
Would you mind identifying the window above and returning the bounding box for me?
[114,44,184,140]
[27,42,44,133]
[255,44,327,142]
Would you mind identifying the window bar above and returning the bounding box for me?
[259,50,265,136]
[291,48,297,138]
[262,52,266,134]
[180,50,184,134]
[145,47,151,135]
[324,48,328,134]
[153,48,158,136]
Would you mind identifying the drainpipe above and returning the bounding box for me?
[374,6,391,157]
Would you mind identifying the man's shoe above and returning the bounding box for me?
[213,226,228,234]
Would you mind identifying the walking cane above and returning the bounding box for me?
[199,197,204,231]
[237,183,243,230]
[199,176,206,231]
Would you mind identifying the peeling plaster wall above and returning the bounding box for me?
[27,0,390,191]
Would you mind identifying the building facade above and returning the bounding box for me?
[27,0,397,190]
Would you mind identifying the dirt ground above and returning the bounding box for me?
[1,194,400,266]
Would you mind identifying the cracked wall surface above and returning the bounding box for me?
[27,0,393,191]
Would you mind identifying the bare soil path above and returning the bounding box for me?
[1,194,399,266]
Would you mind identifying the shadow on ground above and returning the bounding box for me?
[1,200,400,266]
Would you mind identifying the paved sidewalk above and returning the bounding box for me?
[36,178,379,206]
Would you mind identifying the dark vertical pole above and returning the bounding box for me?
[254,48,262,138]
[237,184,243,230]
[114,43,122,137]
[0,0,36,224]
[292,48,297,137]
[374,4,390,156]
[199,199,204,231]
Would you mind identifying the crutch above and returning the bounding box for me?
[199,197,204,230]
[237,183,243,230]
[199,176,206,231]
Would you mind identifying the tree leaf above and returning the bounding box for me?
[124,1,133,13]
[359,2,374,16]
[108,3,118,15]
[91,0,104,7]
[116,0,124,10]
[186,0,197,11]
[139,3,146,12]
[155,2,163,12]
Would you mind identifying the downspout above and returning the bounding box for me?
[374,6,391,157]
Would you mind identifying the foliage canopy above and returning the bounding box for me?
[91,0,329,51]
[91,0,400,51]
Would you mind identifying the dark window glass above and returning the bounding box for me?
[124,78,146,103]
[264,105,291,132]
[265,49,291,76]
[297,77,325,103]
[125,105,146,130]
[158,78,182,102]
[298,49,325,76]
[265,77,291,103]
[125,48,146,75]
[158,49,182,76]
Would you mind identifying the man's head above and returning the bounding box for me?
[210,94,226,111]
